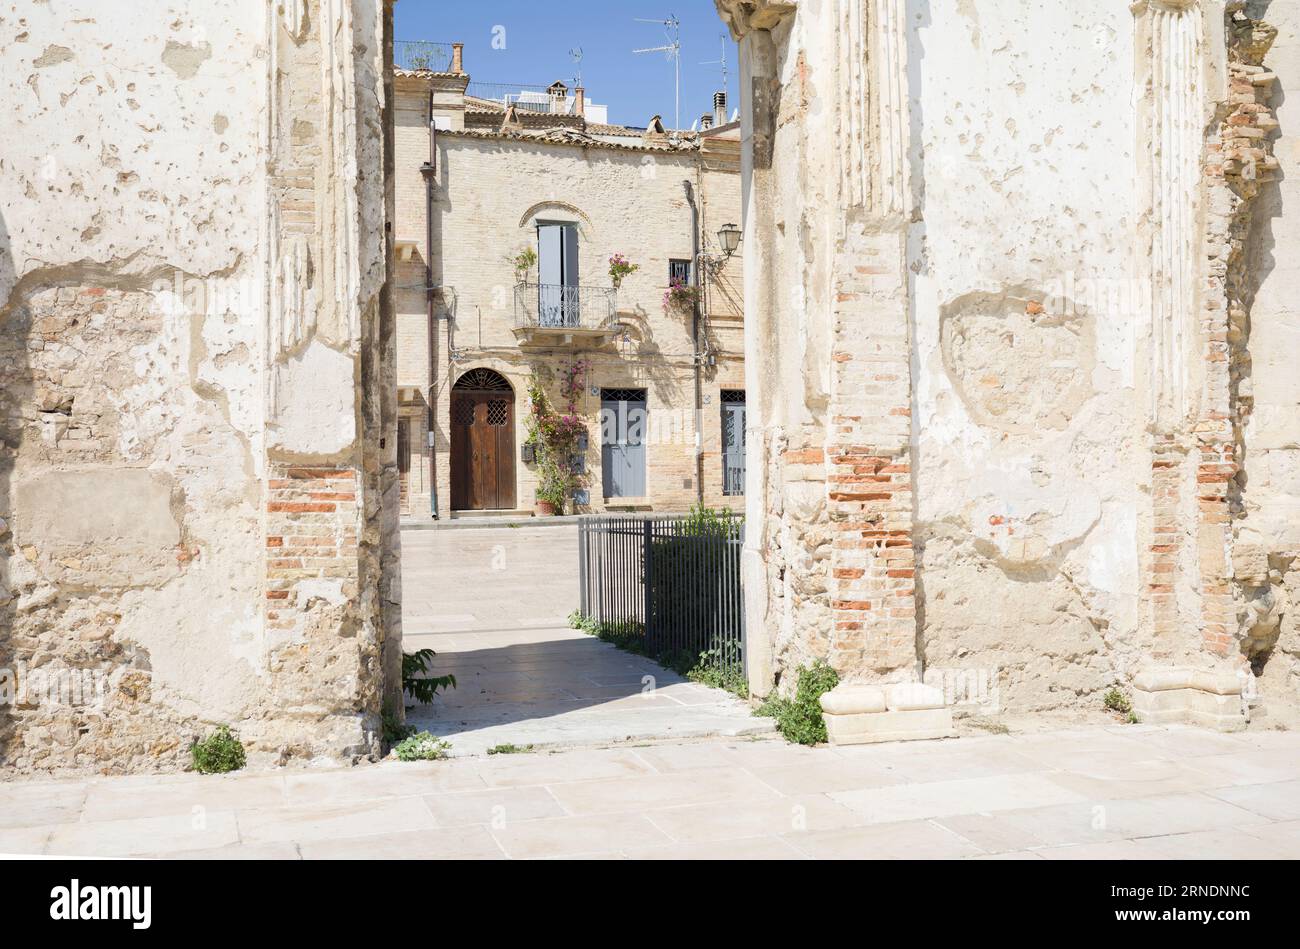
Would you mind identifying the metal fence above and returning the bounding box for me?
[577,515,745,682]
[395,40,454,73]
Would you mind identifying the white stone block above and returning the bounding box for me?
[819,683,887,715]
[823,707,954,746]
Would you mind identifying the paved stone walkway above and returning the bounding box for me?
[400,525,770,756]
[1,725,1297,859]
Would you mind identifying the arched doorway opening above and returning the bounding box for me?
[450,368,516,511]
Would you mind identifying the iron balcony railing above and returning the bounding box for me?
[395,40,455,73]
[514,282,617,331]
[577,515,746,684]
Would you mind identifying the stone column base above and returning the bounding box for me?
[819,683,954,746]
[1131,667,1248,732]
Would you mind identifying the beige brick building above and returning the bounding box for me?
[394,45,744,519]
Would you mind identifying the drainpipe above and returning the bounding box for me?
[420,90,440,519]
[683,179,705,506]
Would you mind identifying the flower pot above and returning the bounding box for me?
[535,499,557,517]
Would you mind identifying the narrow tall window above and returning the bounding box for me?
[721,390,745,496]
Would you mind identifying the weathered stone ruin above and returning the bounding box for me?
[0,1,401,772]
[715,0,1299,732]
[1,0,1297,775]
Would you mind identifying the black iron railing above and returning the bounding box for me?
[577,514,746,684]
[515,282,616,331]
[395,40,455,73]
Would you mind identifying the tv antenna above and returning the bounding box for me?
[633,14,681,129]
[569,47,583,88]
[701,33,728,91]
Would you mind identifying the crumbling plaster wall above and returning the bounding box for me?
[0,0,399,774]
[721,0,1291,721]
[1239,0,1300,723]
[911,1,1144,711]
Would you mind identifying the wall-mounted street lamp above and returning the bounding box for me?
[717,222,742,257]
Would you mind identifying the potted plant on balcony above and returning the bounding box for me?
[508,246,537,283]
[608,253,639,291]
[663,276,700,314]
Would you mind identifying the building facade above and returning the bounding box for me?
[716,0,1300,730]
[394,49,745,519]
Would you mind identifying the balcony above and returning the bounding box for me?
[513,282,619,347]
[395,41,456,73]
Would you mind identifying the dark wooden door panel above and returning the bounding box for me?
[452,390,516,511]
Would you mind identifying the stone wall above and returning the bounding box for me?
[718,0,1297,724]
[0,0,400,774]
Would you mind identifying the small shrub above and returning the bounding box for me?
[487,743,534,755]
[757,660,840,746]
[190,725,246,774]
[687,640,748,698]
[382,708,415,745]
[394,732,452,762]
[1103,687,1132,716]
[404,648,456,705]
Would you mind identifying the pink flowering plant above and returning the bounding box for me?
[525,359,590,511]
[663,276,700,313]
[608,254,639,290]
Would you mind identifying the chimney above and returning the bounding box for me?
[575,86,585,118]
[451,42,464,74]
[700,113,713,131]
[713,90,727,127]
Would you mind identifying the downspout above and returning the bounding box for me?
[683,180,705,506]
[420,90,440,519]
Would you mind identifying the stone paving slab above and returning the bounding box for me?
[2,724,1299,860]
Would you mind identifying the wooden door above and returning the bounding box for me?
[450,390,516,511]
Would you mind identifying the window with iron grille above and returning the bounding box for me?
[669,258,691,285]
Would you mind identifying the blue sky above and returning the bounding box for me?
[394,1,738,129]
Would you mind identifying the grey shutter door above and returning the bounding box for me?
[723,401,745,495]
[601,395,647,498]
[537,224,563,326]
[561,224,579,285]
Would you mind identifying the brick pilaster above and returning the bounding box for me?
[826,227,916,679]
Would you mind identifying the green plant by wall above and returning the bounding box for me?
[394,732,452,762]
[525,363,588,512]
[190,725,246,774]
[403,648,456,705]
[382,707,415,745]
[687,640,748,698]
[757,661,840,746]
[1103,687,1132,715]
[487,743,535,755]
[663,276,700,313]
[508,246,537,282]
